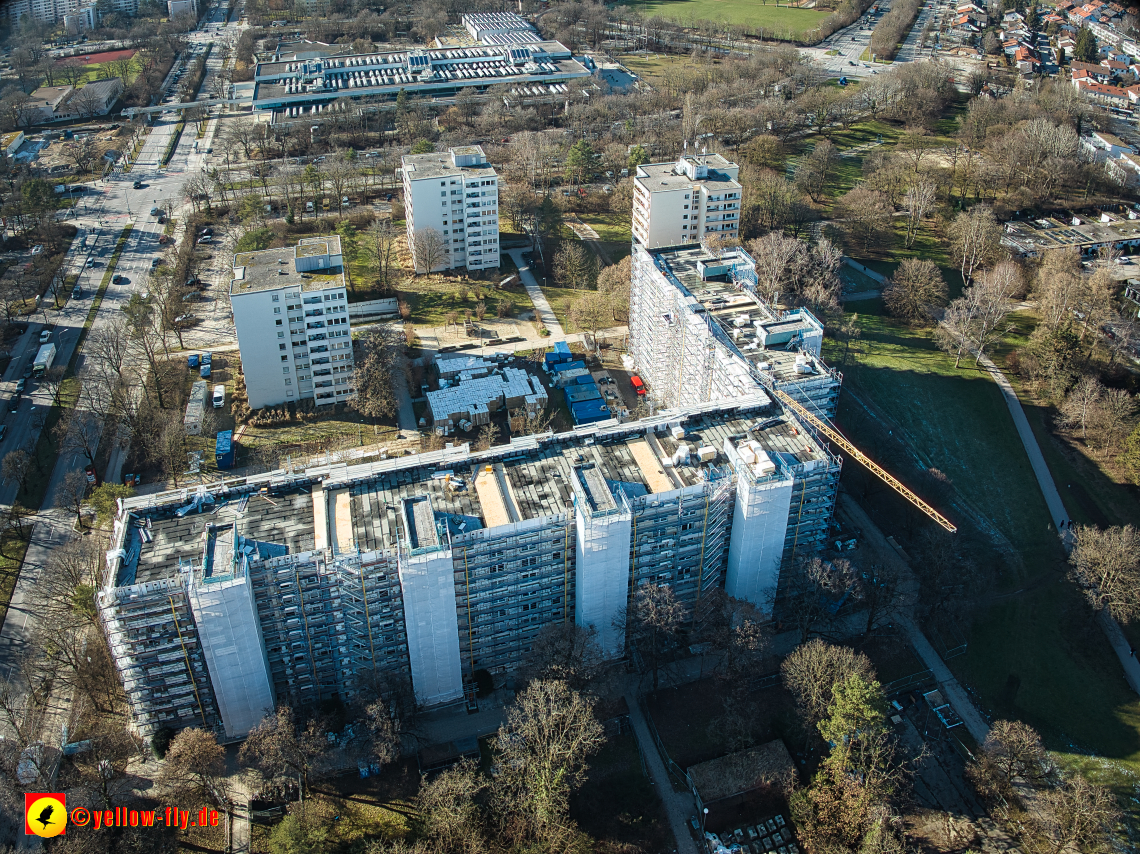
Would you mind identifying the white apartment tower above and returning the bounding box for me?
[230,236,356,410]
[401,146,500,273]
[632,154,743,249]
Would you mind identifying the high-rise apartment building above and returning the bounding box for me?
[99,395,840,739]
[229,236,356,410]
[632,154,743,249]
[401,146,500,273]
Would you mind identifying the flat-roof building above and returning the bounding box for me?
[402,146,500,273]
[253,41,590,124]
[229,236,356,410]
[632,155,743,249]
[1001,210,1140,256]
[100,396,839,738]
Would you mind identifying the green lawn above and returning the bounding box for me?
[538,284,582,332]
[617,0,830,37]
[825,310,1140,812]
[577,211,632,244]
[0,533,30,635]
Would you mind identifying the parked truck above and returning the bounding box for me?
[32,343,56,378]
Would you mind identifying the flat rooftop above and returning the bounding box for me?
[231,245,346,295]
[652,245,835,384]
[110,400,833,586]
[1002,212,1140,253]
[402,151,495,181]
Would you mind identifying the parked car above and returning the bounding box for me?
[212,384,225,408]
[174,313,194,324]
[8,396,18,413]
[133,181,143,189]
[14,379,25,392]
[196,236,211,244]
[112,274,125,284]
[39,330,51,344]
[151,258,160,268]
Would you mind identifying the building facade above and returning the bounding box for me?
[402,146,500,273]
[167,0,199,19]
[62,4,97,33]
[99,396,840,739]
[632,154,743,249]
[229,236,356,410]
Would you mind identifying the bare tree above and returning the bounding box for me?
[553,242,598,290]
[1068,524,1140,622]
[903,180,936,248]
[949,205,1002,284]
[834,186,894,253]
[157,728,231,808]
[1033,774,1120,854]
[1,449,31,496]
[883,258,947,323]
[621,582,685,690]
[491,680,604,849]
[364,219,399,294]
[1059,375,1104,439]
[781,638,875,737]
[351,325,404,420]
[58,469,89,527]
[411,227,448,274]
[238,706,328,793]
[524,623,606,693]
[966,719,1050,801]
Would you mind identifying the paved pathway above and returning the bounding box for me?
[624,684,699,854]
[843,257,887,283]
[970,352,1140,694]
[507,248,564,336]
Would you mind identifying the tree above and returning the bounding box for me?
[351,325,403,420]
[627,144,650,172]
[553,242,597,290]
[564,139,596,186]
[622,582,685,690]
[415,760,486,854]
[1059,375,1104,439]
[882,258,946,322]
[239,706,328,793]
[475,423,499,451]
[779,556,861,643]
[1,449,31,496]
[902,180,936,248]
[491,680,604,849]
[62,137,100,175]
[269,812,328,854]
[597,254,631,322]
[158,728,230,807]
[568,290,611,338]
[794,139,837,203]
[524,623,606,693]
[948,205,1002,284]
[1033,774,1119,854]
[966,719,1049,800]
[781,639,875,736]
[1074,26,1098,63]
[1068,524,1140,622]
[89,482,133,525]
[409,138,434,155]
[817,672,887,759]
[942,261,1018,367]
[411,227,447,274]
[59,469,89,527]
[834,186,894,253]
[364,220,399,294]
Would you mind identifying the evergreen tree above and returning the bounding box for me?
[1074,27,1098,63]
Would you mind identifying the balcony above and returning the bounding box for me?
[314,369,332,377]
[309,345,328,353]
[305,309,324,317]
[307,322,325,329]
[311,356,330,365]
[315,381,333,389]
[308,333,327,341]
[302,297,322,305]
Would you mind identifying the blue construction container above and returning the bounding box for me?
[575,374,596,385]
[552,359,586,374]
[544,341,573,367]
[216,430,235,470]
[571,399,610,424]
[565,383,602,405]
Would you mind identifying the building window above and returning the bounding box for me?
[274,307,281,314]
[276,319,282,326]
[283,366,290,373]
[272,294,279,301]
[279,343,287,350]
[278,331,285,338]
[282,357,289,363]
[285,379,292,385]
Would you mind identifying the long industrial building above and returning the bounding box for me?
[99,394,839,740]
[253,40,591,123]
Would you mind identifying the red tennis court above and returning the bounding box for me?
[55,49,136,67]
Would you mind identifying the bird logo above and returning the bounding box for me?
[25,793,66,837]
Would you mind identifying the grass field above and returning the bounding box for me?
[824,308,1140,814]
[618,0,830,37]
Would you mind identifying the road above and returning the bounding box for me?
[0,0,246,760]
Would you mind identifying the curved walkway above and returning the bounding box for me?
[971,350,1140,693]
[506,248,564,336]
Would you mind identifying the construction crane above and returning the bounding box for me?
[769,387,958,534]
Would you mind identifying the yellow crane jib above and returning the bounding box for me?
[770,388,958,534]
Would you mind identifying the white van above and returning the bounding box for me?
[305,201,314,212]
[212,384,225,408]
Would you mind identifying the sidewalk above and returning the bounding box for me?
[507,247,564,336]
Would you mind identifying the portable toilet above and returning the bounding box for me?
[216,430,235,470]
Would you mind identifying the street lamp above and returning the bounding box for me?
[700,807,708,835]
